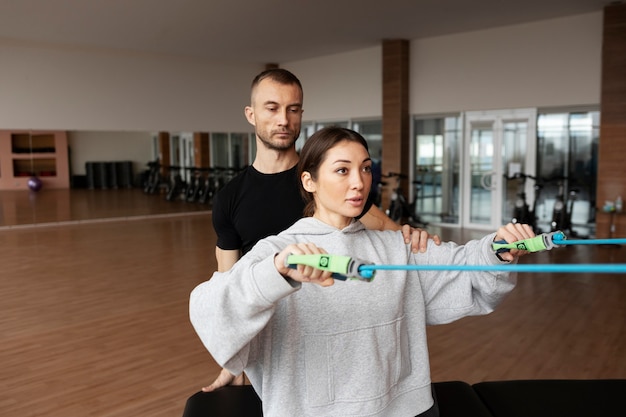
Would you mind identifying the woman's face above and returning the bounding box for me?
[302,140,372,229]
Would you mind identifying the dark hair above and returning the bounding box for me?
[297,127,370,217]
[251,68,303,96]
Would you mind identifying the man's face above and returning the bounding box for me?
[245,78,303,151]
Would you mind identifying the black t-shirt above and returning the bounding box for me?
[212,165,305,255]
[212,164,374,255]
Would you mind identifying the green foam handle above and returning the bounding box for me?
[492,232,564,254]
[286,254,352,279]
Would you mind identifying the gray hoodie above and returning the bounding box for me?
[190,218,516,417]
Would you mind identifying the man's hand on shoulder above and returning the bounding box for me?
[401,224,442,253]
[360,205,441,253]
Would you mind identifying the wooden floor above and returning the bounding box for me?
[0,189,210,228]
[1,189,624,417]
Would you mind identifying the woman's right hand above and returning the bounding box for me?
[274,243,335,287]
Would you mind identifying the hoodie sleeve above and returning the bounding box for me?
[189,242,300,375]
[417,233,517,325]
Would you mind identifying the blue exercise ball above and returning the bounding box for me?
[28,176,43,192]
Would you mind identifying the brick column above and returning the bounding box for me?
[382,39,410,209]
[193,132,210,168]
[597,3,626,238]
[157,131,170,176]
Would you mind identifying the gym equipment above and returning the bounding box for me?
[504,173,542,232]
[550,179,578,235]
[384,172,428,227]
[286,231,626,281]
[28,176,42,192]
[286,254,374,281]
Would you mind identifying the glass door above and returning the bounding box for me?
[465,120,496,228]
[462,109,536,230]
[413,116,462,225]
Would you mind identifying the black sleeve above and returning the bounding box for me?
[212,190,243,251]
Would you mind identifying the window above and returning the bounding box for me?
[230,133,249,170]
[535,110,599,236]
[353,120,383,207]
[353,120,382,161]
[413,115,462,224]
[210,133,229,168]
[210,132,253,169]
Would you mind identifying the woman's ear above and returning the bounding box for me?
[301,171,316,192]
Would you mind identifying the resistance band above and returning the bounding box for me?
[358,263,626,275]
[492,231,626,252]
[553,237,626,246]
[286,231,626,281]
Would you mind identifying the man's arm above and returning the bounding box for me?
[359,204,400,231]
[215,247,241,272]
[360,205,441,253]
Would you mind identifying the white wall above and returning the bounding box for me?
[0,12,604,169]
[0,39,258,132]
[410,12,602,114]
[284,12,602,121]
[284,46,382,122]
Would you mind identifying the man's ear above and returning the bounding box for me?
[301,171,316,192]
[244,106,255,126]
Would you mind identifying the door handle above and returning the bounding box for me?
[481,171,497,190]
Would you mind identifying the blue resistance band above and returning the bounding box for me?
[552,236,626,246]
[287,234,626,280]
[358,263,626,275]
[361,234,626,275]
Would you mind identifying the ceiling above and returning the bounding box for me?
[0,0,611,64]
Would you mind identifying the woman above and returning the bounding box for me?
[190,127,534,417]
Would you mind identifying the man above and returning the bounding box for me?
[206,68,438,391]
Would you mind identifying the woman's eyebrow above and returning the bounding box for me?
[330,157,372,164]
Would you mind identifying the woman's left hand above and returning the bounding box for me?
[494,223,536,262]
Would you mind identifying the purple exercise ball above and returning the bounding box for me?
[28,176,43,192]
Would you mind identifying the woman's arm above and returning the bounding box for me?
[420,223,534,324]
[190,249,297,374]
